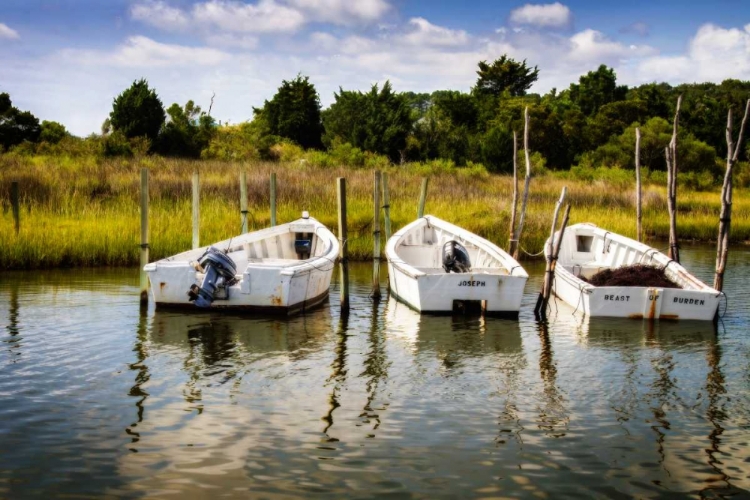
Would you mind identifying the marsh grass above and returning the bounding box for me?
[1,155,748,269]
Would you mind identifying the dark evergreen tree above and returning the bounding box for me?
[109,79,166,143]
[253,75,323,149]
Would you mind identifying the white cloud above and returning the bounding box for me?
[205,34,259,50]
[193,0,305,33]
[620,22,649,37]
[0,22,20,39]
[63,36,230,67]
[568,29,654,63]
[399,17,469,47]
[637,24,750,83]
[509,2,571,28]
[130,1,190,31]
[287,0,390,24]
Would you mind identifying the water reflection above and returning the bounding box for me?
[3,280,21,363]
[323,313,348,439]
[126,307,150,451]
[536,321,568,438]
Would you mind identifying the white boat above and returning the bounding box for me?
[386,215,528,317]
[144,213,339,314]
[547,223,721,321]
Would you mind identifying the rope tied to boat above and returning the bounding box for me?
[139,243,150,249]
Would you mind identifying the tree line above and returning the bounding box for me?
[2,56,749,179]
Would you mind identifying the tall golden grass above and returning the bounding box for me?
[1,155,748,269]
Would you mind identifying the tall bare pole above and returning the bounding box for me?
[372,170,382,299]
[534,187,570,319]
[140,168,150,304]
[508,130,519,256]
[192,171,200,249]
[337,178,349,312]
[635,127,643,242]
[714,99,750,292]
[514,107,532,261]
[665,96,682,263]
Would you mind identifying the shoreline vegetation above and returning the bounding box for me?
[2,155,748,270]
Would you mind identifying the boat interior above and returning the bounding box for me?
[396,223,510,275]
[559,225,704,290]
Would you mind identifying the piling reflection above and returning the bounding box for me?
[535,321,568,438]
[4,281,21,363]
[323,313,348,439]
[126,306,150,452]
[359,299,388,435]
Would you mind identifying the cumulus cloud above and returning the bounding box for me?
[193,0,305,33]
[287,0,390,24]
[637,23,750,83]
[509,2,571,28]
[62,36,230,67]
[568,29,654,63]
[0,22,20,39]
[130,1,190,31]
[399,17,469,47]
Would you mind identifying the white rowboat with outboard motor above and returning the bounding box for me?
[144,213,339,314]
[386,215,528,317]
[547,222,722,320]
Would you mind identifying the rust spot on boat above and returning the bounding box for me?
[648,295,657,320]
[660,314,679,320]
[628,314,644,319]
[270,295,283,306]
[159,282,166,291]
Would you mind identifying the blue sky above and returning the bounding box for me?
[1,0,749,135]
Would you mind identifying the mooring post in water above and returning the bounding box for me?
[635,127,643,243]
[714,99,750,294]
[140,168,150,304]
[417,177,428,218]
[534,187,570,320]
[337,177,349,312]
[270,172,277,227]
[11,181,19,235]
[240,170,248,234]
[508,130,519,256]
[665,95,682,263]
[192,171,200,249]
[382,172,392,241]
[513,107,532,261]
[372,170,382,299]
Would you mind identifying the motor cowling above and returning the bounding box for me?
[443,240,471,273]
[188,247,237,308]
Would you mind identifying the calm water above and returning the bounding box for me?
[1,244,749,499]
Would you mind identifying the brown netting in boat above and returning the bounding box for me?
[582,264,681,289]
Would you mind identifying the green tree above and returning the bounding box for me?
[109,79,165,143]
[253,75,323,149]
[157,100,216,157]
[569,65,627,116]
[585,100,648,148]
[0,92,41,150]
[323,81,413,162]
[39,120,68,144]
[474,56,539,97]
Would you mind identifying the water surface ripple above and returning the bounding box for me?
[1,244,749,498]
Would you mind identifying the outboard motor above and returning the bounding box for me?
[187,247,237,308]
[443,240,471,273]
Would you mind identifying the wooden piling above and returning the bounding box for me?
[240,170,248,233]
[140,168,149,304]
[270,172,277,227]
[534,187,570,319]
[382,172,392,241]
[417,177,428,218]
[508,130,519,255]
[372,171,382,299]
[10,181,19,235]
[665,96,682,263]
[635,127,642,242]
[192,171,200,249]
[337,177,349,312]
[513,107,532,261]
[714,99,750,293]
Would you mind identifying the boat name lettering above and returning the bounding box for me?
[604,295,630,301]
[458,280,486,287]
[673,297,705,306]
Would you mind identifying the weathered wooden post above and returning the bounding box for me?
[382,171,392,241]
[270,172,277,227]
[534,187,570,319]
[10,181,19,235]
[192,171,200,249]
[635,127,643,242]
[372,171,382,299]
[513,107,532,261]
[337,177,349,312]
[665,96,682,263]
[714,99,750,293]
[508,130,519,255]
[140,168,149,304]
[417,177,428,218]
[240,170,248,233]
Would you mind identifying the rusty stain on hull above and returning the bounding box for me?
[629,314,644,319]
